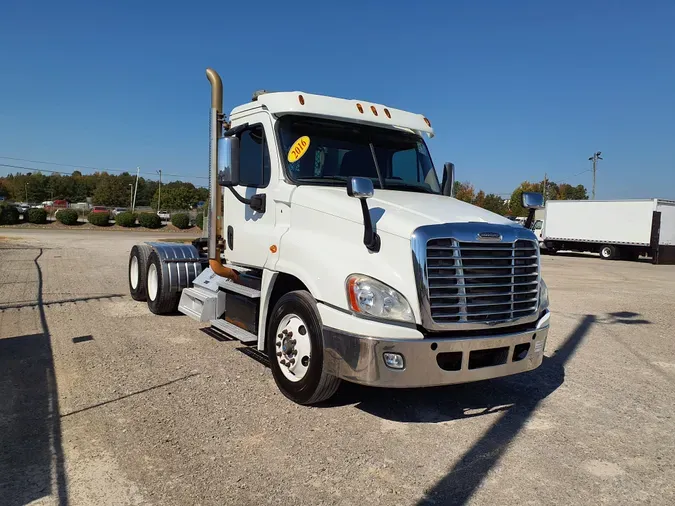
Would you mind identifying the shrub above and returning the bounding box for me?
[28,208,48,224]
[115,211,137,227]
[0,205,20,225]
[171,213,190,229]
[88,211,111,226]
[196,213,204,230]
[138,212,161,229]
[56,209,79,225]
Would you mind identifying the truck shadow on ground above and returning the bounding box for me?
[0,246,115,506]
[326,311,649,505]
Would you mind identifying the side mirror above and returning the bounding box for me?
[441,162,455,197]
[521,192,544,229]
[521,192,544,209]
[347,177,380,252]
[347,177,374,199]
[217,136,240,187]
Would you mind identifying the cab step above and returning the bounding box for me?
[192,267,261,299]
[210,318,258,344]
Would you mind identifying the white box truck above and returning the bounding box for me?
[541,199,675,263]
[126,68,551,405]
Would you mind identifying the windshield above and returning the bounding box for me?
[277,115,441,194]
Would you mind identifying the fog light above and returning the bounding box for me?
[383,352,405,370]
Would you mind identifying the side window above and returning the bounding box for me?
[534,220,543,230]
[238,125,270,187]
[391,148,420,181]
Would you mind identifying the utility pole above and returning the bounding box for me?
[129,184,134,208]
[132,166,140,212]
[588,151,602,199]
[543,172,548,203]
[25,183,29,202]
[157,169,162,212]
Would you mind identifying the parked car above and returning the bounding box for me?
[14,203,30,215]
[157,210,170,221]
[91,206,109,214]
[112,207,127,217]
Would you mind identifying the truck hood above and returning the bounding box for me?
[290,186,518,239]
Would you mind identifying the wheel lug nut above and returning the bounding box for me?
[276,352,282,357]
[287,332,293,338]
[278,333,283,339]
[280,360,287,366]
[289,358,295,365]
[290,339,296,345]
[293,350,298,356]
[276,342,281,347]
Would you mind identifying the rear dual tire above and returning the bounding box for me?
[129,244,152,301]
[145,251,181,315]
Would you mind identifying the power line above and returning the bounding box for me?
[0,155,208,181]
[0,160,207,185]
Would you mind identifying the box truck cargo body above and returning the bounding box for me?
[541,199,675,263]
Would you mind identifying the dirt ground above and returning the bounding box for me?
[1,229,675,506]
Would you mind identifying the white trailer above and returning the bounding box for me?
[541,199,675,263]
[126,68,551,405]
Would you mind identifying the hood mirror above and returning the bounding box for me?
[347,177,380,253]
[521,192,544,209]
[347,177,374,199]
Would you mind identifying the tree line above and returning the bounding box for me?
[0,171,209,210]
[453,179,588,216]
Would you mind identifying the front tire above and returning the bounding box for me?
[129,244,152,301]
[266,290,340,405]
[145,251,181,314]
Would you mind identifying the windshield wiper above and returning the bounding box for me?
[385,181,436,194]
[368,142,386,189]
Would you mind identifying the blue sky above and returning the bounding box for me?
[1,0,674,199]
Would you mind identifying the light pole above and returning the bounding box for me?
[588,151,602,200]
[129,184,134,208]
[156,169,162,212]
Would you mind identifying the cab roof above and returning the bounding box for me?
[229,91,434,138]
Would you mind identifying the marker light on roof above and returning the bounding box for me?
[370,106,378,116]
[384,108,391,118]
[356,103,364,113]
[298,94,305,105]
[424,117,431,127]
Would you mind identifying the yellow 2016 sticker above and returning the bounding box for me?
[288,136,310,163]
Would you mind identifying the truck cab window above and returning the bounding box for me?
[238,125,271,188]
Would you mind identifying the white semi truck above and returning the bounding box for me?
[127,68,550,405]
[540,199,675,263]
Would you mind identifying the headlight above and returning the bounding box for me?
[346,274,414,323]
[539,278,549,310]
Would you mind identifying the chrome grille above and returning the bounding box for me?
[426,239,539,324]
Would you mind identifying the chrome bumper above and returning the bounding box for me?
[323,315,549,388]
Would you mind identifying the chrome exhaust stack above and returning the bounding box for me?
[205,68,238,281]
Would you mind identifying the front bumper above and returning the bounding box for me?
[323,312,550,388]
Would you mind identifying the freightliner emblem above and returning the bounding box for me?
[477,231,502,241]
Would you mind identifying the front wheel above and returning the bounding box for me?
[266,291,340,405]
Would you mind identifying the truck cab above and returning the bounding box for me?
[127,69,550,405]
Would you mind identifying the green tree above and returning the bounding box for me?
[482,193,508,215]
[558,183,588,200]
[452,181,475,203]
[152,182,199,210]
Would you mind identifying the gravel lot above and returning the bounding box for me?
[2,229,675,506]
